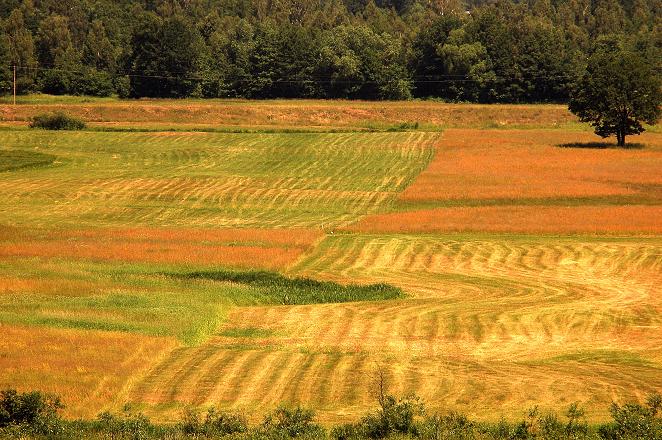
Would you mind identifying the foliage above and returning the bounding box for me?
[0,389,63,435]
[0,0,658,101]
[181,406,248,436]
[95,408,158,440]
[29,111,86,130]
[333,370,425,439]
[358,394,425,438]
[2,388,662,439]
[569,38,661,146]
[262,406,325,438]
[598,393,662,440]
[127,13,207,98]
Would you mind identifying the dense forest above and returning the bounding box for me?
[0,0,660,102]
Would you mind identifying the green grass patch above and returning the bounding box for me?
[528,350,655,368]
[0,130,436,229]
[0,149,56,172]
[170,270,404,305]
[0,259,402,345]
[219,327,274,338]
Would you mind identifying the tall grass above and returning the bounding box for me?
[173,270,404,305]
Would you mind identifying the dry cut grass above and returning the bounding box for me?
[0,227,321,270]
[400,129,662,202]
[0,98,578,130]
[348,205,662,234]
[131,233,662,423]
[351,129,662,234]
[0,324,178,419]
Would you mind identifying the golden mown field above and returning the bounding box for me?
[0,98,659,424]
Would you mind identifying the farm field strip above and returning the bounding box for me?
[0,99,581,130]
[301,234,661,354]
[398,129,662,204]
[130,299,662,423]
[0,227,321,269]
[0,131,437,228]
[0,324,178,419]
[348,129,662,234]
[131,232,662,421]
[348,205,662,234]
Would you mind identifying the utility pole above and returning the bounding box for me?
[13,65,16,106]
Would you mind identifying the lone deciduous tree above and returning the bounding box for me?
[569,41,661,147]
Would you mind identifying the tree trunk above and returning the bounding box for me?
[617,130,625,147]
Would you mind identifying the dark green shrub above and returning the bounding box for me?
[358,394,424,439]
[386,121,420,132]
[598,393,662,440]
[0,388,64,435]
[29,112,86,130]
[262,406,325,438]
[332,423,364,440]
[419,412,475,440]
[96,409,154,440]
[181,406,248,436]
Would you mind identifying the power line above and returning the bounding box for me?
[9,64,579,85]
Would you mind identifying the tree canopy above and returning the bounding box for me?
[0,0,659,101]
[569,39,661,146]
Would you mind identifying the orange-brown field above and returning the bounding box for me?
[399,129,662,202]
[0,228,321,270]
[0,324,177,418]
[0,97,578,130]
[349,129,662,234]
[347,205,662,234]
[0,98,660,425]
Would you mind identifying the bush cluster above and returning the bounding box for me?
[28,112,86,131]
[0,389,64,436]
[1,388,660,439]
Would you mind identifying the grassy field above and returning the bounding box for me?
[0,95,584,131]
[0,97,660,424]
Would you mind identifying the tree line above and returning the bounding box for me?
[0,0,659,102]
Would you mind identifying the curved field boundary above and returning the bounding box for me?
[129,233,661,422]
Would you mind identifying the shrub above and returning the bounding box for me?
[598,393,662,440]
[96,409,154,440]
[386,121,419,132]
[332,423,365,440]
[29,112,86,130]
[262,406,325,438]
[0,389,64,435]
[418,412,475,440]
[181,406,248,436]
[355,394,424,439]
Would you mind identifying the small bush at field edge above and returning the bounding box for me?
[29,112,86,130]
